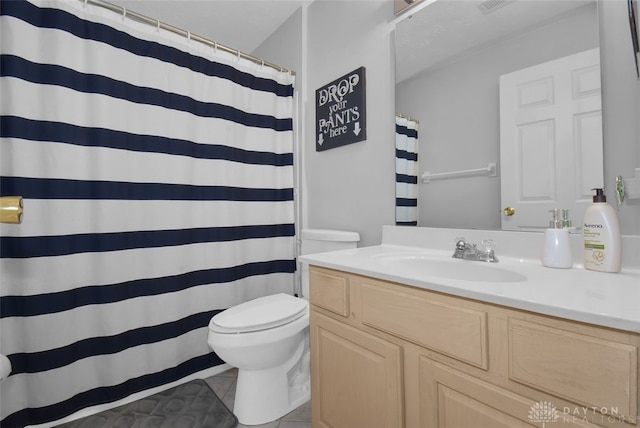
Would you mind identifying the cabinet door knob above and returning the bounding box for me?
[503,206,515,216]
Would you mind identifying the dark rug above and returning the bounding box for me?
[57,380,237,428]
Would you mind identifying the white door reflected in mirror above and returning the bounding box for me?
[499,48,603,232]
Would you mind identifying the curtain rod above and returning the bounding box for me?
[81,0,296,76]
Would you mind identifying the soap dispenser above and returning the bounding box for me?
[541,209,572,269]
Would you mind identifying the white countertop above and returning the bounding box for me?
[300,226,640,333]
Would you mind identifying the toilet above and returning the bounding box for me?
[207,228,359,425]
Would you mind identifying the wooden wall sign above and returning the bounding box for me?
[316,67,366,151]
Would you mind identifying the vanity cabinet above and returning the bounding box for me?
[311,312,403,428]
[309,266,640,428]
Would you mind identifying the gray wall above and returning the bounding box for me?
[253,1,396,247]
[303,0,396,247]
[396,4,599,230]
[253,8,303,76]
[254,0,639,241]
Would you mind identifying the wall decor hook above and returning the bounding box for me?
[620,168,640,201]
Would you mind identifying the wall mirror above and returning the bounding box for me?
[395,0,602,232]
[630,0,640,77]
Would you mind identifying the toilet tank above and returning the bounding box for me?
[300,229,360,298]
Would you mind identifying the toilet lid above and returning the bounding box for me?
[209,293,308,334]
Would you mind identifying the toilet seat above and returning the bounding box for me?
[209,293,308,334]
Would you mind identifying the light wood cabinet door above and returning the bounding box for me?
[310,311,403,428]
[419,358,600,428]
[359,278,489,369]
[309,267,350,317]
[507,318,638,421]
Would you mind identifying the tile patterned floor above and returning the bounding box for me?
[204,368,311,428]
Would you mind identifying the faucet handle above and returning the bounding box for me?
[455,237,467,250]
[481,239,496,253]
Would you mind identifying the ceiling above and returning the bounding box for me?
[106,0,594,84]
[114,0,305,54]
[395,0,594,83]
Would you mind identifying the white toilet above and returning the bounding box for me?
[207,229,359,425]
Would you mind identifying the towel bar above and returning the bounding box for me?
[422,163,496,183]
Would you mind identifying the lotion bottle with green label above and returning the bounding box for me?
[582,188,621,272]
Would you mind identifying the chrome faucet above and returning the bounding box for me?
[452,238,499,263]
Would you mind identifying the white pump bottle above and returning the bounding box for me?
[541,208,572,269]
[582,188,621,273]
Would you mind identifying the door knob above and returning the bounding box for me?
[503,206,515,216]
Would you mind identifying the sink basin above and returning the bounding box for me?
[373,253,527,283]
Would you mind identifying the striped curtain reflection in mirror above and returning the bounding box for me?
[395,115,419,226]
[0,1,296,426]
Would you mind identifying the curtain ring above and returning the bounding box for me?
[261,59,264,69]
[214,41,217,53]
[121,7,126,20]
[156,19,161,32]
[237,50,241,61]
[187,31,191,43]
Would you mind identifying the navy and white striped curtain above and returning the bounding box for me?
[395,115,419,226]
[0,1,296,426]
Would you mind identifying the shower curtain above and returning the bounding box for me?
[395,115,419,226]
[0,1,296,426]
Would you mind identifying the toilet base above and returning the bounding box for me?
[232,340,310,425]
